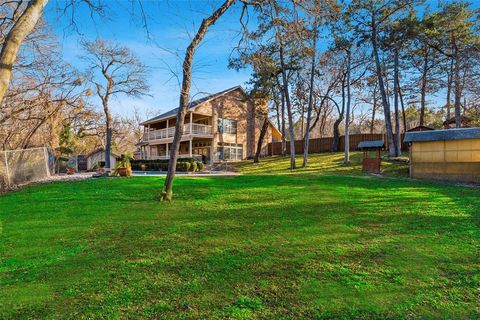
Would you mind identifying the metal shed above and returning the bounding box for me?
[404,127,480,183]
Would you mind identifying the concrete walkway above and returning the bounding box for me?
[132,171,240,177]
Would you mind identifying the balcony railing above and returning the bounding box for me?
[147,123,212,141]
[150,154,203,161]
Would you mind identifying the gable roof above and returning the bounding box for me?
[141,86,246,125]
[358,140,385,149]
[86,148,119,159]
[404,127,480,143]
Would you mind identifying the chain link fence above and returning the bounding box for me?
[0,147,51,191]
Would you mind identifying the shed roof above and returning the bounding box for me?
[86,148,119,159]
[358,140,385,149]
[404,127,480,143]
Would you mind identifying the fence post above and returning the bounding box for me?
[3,150,11,187]
[43,147,51,177]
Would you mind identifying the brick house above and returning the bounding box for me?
[137,86,282,163]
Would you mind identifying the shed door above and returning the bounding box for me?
[77,155,88,171]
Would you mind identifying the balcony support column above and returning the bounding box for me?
[166,142,169,158]
[189,139,193,158]
[189,112,193,134]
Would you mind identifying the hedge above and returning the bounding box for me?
[131,158,206,172]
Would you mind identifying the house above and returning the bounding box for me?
[85,148,118,171]
[404,127,480,183]
[443,116,471,129]
[406,125,434,132]
[138,86,282,163]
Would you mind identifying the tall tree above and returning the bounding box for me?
[0,0,48,104]
[83,39,149,170]
[349,0,415,157]
[160,0,236,201]
[426,3,480,127]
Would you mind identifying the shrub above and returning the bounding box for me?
[196,161,204,171]
[129,158,195,171]
[176,162,190,172]
[190,161,197,172]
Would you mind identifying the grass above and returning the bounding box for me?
[0,152,479,319]
[235,152,409,177]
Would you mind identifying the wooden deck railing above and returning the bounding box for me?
[147,123,212,141]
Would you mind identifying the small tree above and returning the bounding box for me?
[83,39,149,170]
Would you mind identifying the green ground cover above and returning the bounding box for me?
[0,152,478,319]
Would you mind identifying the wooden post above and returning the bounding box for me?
[189,139,193,158]
[166,143,169,158]
[189,112,193,134]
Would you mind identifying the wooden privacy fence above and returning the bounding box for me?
[268,133,408,156]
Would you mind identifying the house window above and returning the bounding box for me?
[217,143,243,161]
[218,118,237,134]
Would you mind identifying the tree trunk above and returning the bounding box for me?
[399,85,407,132]
[0,0,48,104]
[393,46,401,157]
[332,80,345,152]
[446,57,453,121]
[160,0,235,201]
[453,50,462,128]
[279,47,296,169]
[370,86,377,134]
[104,107,113,169]
[370,102,376,134]
[419,47,428,127]
[278,77,287,156]
[344,50,351,164]
[303,20,317,168]
[254,117,269,163]
[371,20,395,157]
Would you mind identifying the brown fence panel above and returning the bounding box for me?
[268,133,409,156]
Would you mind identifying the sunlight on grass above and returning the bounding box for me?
[0,160,478,318]
[235,152,409,178]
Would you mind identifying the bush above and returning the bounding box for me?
[176,162,190,172]
[196,161,204,171]
[130,158,194,172]
[189,161,197,172]
[131,159,198,171]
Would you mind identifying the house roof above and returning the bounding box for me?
[406,125,434,132]
[404,127,480,143]
[358,140,385,149]
[86,148,119,159]
[141,86,245,125]
[443,115,471,126]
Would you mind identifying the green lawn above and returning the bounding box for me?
[1,153,479,319]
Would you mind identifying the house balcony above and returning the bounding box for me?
[146,123,213,142]
[149,153,203,161]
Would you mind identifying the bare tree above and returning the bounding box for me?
[83,39,149,170]
[160,0,236,201]
[0,0,48,104]
[0,0,104,105]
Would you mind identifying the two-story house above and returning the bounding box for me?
[137,86,282,163]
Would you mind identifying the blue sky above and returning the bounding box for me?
[43,1,480,120]
[44,1,253,119]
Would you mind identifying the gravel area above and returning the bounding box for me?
[1,173,94,193]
